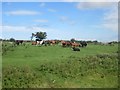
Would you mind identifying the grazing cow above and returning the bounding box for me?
[36,40,44,46]
[101,42,114,46]
[66,41,72,47]
[43,40,55,46]
[72,47,80,51]
[61,41,72,47]
[32,39,50,46]
[40,40,44,45]
[54,40,60,44]
[80,41,87,47]
[49,40,56,45]
[15,40,20,45]
[36,41,40,46]
[15,40,23,46]
[108,42,114,46]
[19,40,23,45]
[35,39,40,46]
[61,41,66,47]
[71,42,80,47]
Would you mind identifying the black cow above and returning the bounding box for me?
[19,40,23,45]
[15,40,23,46]
[108,42,114,46]
[72,47,80,51]
[80,41,87,47]
[15,40,19,45]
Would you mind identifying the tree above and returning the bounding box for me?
[9,38,15,42]
[31,31,47,41]
[71,38,75,43]
[93,40,98,44]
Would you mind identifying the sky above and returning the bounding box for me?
[1,1,118,42]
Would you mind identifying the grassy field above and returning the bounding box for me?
[2,42,118,88]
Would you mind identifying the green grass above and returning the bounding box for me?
[2,43,118,88]
[3,44,118,66]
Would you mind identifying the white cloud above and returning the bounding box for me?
[103,7,118,22]
[2,25,29,32]
[102,6,118,31]
[1,25,62,40]
[102,23,117,31]
[48,9,57,12]
[40,2,45,7]
[89,4,118,32]
[1,25,76,40]
[34,19,48,23]
[2,25,53,33]
[1,24,117,41]
[5,10,41,16]
[76,2,116,10]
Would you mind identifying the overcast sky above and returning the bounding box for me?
[1,1,118,42]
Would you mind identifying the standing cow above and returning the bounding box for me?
[61,41,72,47]
[71,42,80,47]
[36,40,44,46]
[14,40,23,46]
[80,41,87,47]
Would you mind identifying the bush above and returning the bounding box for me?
[2,53,118,88]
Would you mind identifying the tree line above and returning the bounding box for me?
[1,31,119,44]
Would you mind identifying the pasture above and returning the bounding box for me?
[2,41,118,88]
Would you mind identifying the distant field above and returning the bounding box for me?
[2,42,118,88]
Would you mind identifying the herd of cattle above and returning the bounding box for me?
[9,39,115,52]
[13,39,87,51]
[31,40,87,47]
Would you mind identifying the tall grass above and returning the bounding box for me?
[2,53,118,88]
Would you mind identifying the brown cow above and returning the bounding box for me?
[48,40,56,45]
[32,42,37,45]
[61,41,66,47]
[71,42,80,47]
[61,41,72,47]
